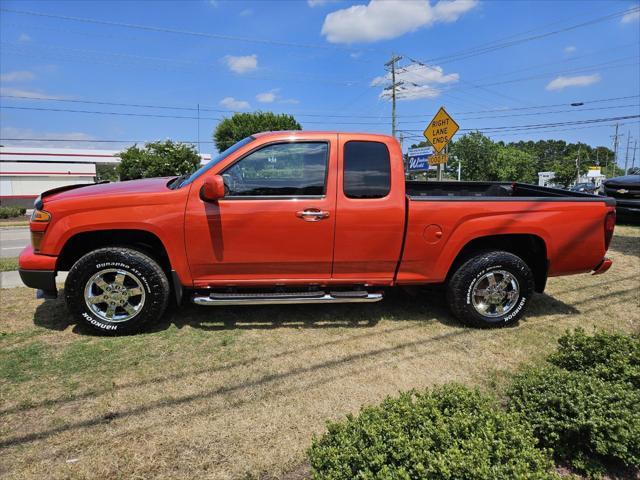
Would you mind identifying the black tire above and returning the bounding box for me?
[446,251,534,328]
[64,247,170,335]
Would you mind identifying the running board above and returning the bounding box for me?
[192,291,383,306]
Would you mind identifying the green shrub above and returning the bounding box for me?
[549,328,640,388]
[0,206,27,219]
[507,366,640,478]
[308,384,558,480]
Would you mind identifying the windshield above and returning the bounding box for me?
[176,136,255,188]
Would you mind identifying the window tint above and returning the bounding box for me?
[343,141,391,199]
[222,142,328,197]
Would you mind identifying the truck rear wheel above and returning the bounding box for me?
[446,251,534,328]
[64,247,169,335]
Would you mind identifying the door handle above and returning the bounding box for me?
[296,209,330,222]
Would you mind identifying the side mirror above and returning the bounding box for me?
[200,175,225,202]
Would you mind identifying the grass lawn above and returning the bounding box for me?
[0,225,638,479]
[0,257,19,272]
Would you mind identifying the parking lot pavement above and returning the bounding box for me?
[0,227,30,258]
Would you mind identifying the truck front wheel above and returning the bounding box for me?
[446,251,534,328]
[64,247,170,335]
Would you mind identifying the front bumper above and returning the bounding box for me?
[18,245,59,297]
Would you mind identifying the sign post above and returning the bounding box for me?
[423,106,459,181]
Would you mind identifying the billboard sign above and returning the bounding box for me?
[407,146,435,171]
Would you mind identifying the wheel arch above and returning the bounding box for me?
[57,229,170,271]
[447,234,548,293]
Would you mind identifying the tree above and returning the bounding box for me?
[96,163,119,182]
[494,146,537,183]
[117,140,200,181]
[448,132,499,181]
[213,111,301,151]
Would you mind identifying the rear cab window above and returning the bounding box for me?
[343,141,391,199]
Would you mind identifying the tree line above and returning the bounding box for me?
[100,112,626,187]
[410,132,625,187]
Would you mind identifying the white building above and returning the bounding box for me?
[0,146,210,207]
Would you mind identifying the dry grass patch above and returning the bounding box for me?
[0,225,638,479]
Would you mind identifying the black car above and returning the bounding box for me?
[570,182,598,194]
[600,174,640,222]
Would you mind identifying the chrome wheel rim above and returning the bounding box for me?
[471,270,520,318]
[84,268,146,323]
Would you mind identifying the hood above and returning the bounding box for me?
[43,177,174,204]
[603,175,640,187]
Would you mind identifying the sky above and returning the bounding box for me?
[0,0,639,164]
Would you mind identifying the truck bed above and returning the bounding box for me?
[406,181,615,204]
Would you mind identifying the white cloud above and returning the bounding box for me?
[394,84,441,101]
[308,0,338,7]
[223,54,258,74]
[208,0,219,7]
[256,90,277,103]
[321,0,478,44]
[0,126,100,148]
[219,96,250,110]
[371,63,458,87]
[18,33,31,43]
[372,62,458,102]
[621,7,639,23]
[546,74,601,91]
[564,45,576,54]
[0,86,68,100]
[239,8,253,16]
[0,70,35,82]
[350,51,362,59]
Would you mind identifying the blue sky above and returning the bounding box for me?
[1,0,639,162]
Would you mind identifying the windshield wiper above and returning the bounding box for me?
[170,173,191,189]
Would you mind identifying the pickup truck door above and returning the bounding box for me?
[332,135,406,283]
[184,136,337,286]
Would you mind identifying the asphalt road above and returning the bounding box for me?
[0,227,29,258]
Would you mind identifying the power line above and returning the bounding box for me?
[410,7,639,66]
[400,115,640,134]
[0,7,356,51]
[2,94,638,120]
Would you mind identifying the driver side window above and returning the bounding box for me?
[222,142,328,197]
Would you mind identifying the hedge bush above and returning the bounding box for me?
[549,328,640,388]
[508,330,640,478]
[0,206,27,219]
[308,385,558,480]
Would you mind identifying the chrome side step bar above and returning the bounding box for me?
[192,291,383,306]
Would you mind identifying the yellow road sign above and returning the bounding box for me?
[428,153,448,166]
[423,107,459,154]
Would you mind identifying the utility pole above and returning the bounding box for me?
[611,123,620,177]
[384,54,403,138]
[576,145,581,184]
[631,140,637,170]
[624,131,631,174]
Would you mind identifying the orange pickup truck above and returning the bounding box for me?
[19,131,616,334]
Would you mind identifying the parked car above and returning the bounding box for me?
[19,132,616,334]
[570,182,598,194]
[599,174,640,222]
